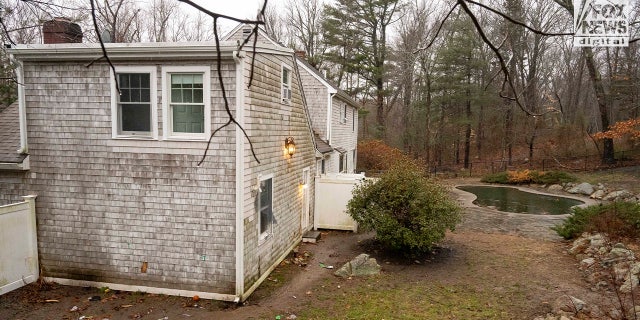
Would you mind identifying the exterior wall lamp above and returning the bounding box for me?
[285,137,296,157]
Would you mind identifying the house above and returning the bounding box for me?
[223,24,361,176]
[0,21,317,301]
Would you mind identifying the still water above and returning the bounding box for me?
[457,185,584,215]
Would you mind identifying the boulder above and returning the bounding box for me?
[569,237,590,255]
[608,247,635,260]
[554,295,586,313]
[580,257,596,269]
[567,182,594,195]
[334,253,381,278]
[620,274,639,293]
[590,189,607,199]
[603,190,633,201]
[548,184,563,192]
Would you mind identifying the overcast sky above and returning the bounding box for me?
[189,0,285,33]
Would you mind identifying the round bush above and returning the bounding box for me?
[347,162,461,256]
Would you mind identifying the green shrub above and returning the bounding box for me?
[347,161,461,256]
[553,202,640,239]
[535,171,577,184]
[480,172,510,184]
[480,170,576,185]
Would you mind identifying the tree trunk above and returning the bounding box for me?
[582,47,615,164]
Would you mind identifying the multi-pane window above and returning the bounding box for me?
[259,177,273,236]
[162,66,210,140]
[118,73,151,135]
[352,108,356,131]
[170,73,204,134]
[282,65,291,102]
[111,66,157,139]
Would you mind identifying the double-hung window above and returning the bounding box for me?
[281,65,292,103]
[162,66,211,140]
[258,175,274,239]
[111,66,157,139]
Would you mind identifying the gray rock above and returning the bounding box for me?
[630,262,640,275]
[580,257,596,269]
[620,274,639,293]
[608,247,634,260]
[569,238,590,255]
[568,182,594,195]
[603,190,634,201]
[334,253,381,278]
[554,295,586,313]
[548,184,563,192]
[590,189,607,199]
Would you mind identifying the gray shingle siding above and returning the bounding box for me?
[241,52,315,289]
[12,61,238,293]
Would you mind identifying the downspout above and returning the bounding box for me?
[327,91,336,144]
[233,50,245,301]
[14,57,28,154]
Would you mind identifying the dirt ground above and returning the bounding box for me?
[0,183,622,320]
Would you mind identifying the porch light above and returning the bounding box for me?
[285,137,296,157]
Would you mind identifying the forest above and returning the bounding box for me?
[1,0,639,173]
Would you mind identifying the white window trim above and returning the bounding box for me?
[258,173,275,243]
[340,104,347,124]
[161,66,211,141]
[281,64,292,104]
[110,66,158,140]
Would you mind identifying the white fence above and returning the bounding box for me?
[314,173,366,231]
[0,195,39,295]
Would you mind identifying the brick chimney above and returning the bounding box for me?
[43,18,83,44]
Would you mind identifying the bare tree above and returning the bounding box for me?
[94,0,143,43]
[285,0,326,68]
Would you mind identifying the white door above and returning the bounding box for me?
[302,167,311,230]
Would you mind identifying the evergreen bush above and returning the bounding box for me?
[347,161,461,256]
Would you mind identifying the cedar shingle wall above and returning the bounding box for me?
[298,68,329,139]
[328,99,358,173]
[6,61,238,294]
[241,52,316,288]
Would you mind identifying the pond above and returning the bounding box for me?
[457,185,585,215]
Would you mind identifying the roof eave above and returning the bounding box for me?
[8,42,293,61]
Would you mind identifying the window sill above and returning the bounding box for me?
[113,135,156,140]
[258,233,272,246]
[163,136,208,142]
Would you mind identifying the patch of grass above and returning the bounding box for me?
[553,202,640,239]
[300,276,513,319]
[574,168,640,193]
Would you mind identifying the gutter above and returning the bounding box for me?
[0,155,30,171]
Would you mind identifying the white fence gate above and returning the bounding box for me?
[0,195,39,295]
[314,173,366,231]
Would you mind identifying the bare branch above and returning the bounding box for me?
[196,11,262,165]
[0,16,16,45]
[457,0,550,117]
[464,0,573,37]
[89,0,119,94]
[414,2,459,53]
